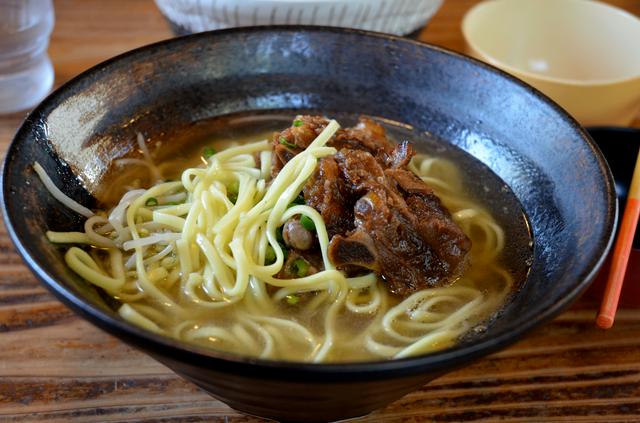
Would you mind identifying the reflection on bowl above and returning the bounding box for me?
[586,127,640,307]
[1,27,616,422]
[462,0,640,126]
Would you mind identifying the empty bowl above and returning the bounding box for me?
[462,0,640,126]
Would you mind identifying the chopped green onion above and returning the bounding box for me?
[166,201,180,206]
[287,195,306,208]
[228,180,239,194]
[278,242,289,260]
[203,146,216,159]
[265,245,276,265]
[291,257,310,278]
[293,119,304,127]
[300,215,315,231]
[145,197,158,207]
[227,180,239,204]
[286,294,300,305]
[279,136,297,149]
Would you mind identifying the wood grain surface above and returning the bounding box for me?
[1,0,640,421]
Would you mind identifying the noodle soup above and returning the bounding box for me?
[41,114,532,363]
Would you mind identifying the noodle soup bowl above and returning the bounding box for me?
[1,27,616,422]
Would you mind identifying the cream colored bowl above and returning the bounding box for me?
[462,0,640,126]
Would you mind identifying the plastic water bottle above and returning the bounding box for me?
[0,0,54,114]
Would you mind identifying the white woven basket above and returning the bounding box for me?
[155,0,444,36]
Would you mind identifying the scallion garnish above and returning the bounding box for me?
[265,245,276,265]
[203,146,216,159]
[286,294,300,305]
[279,136,297,149]
[293,119,304,127]
[279,242,289,260]
[300,215,315,231]
[227,181,239,203]
[291,257,310,278]
[145,197,158,207]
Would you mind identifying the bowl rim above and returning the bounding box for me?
[461,0,640,86]
[1,25,617,380]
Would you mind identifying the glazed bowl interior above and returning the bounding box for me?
[1,27,616,421]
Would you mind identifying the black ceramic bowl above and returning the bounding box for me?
[1,27,616,422]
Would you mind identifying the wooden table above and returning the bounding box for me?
[1,1,639,421]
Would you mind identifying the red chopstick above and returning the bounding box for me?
[597,149,640,329]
